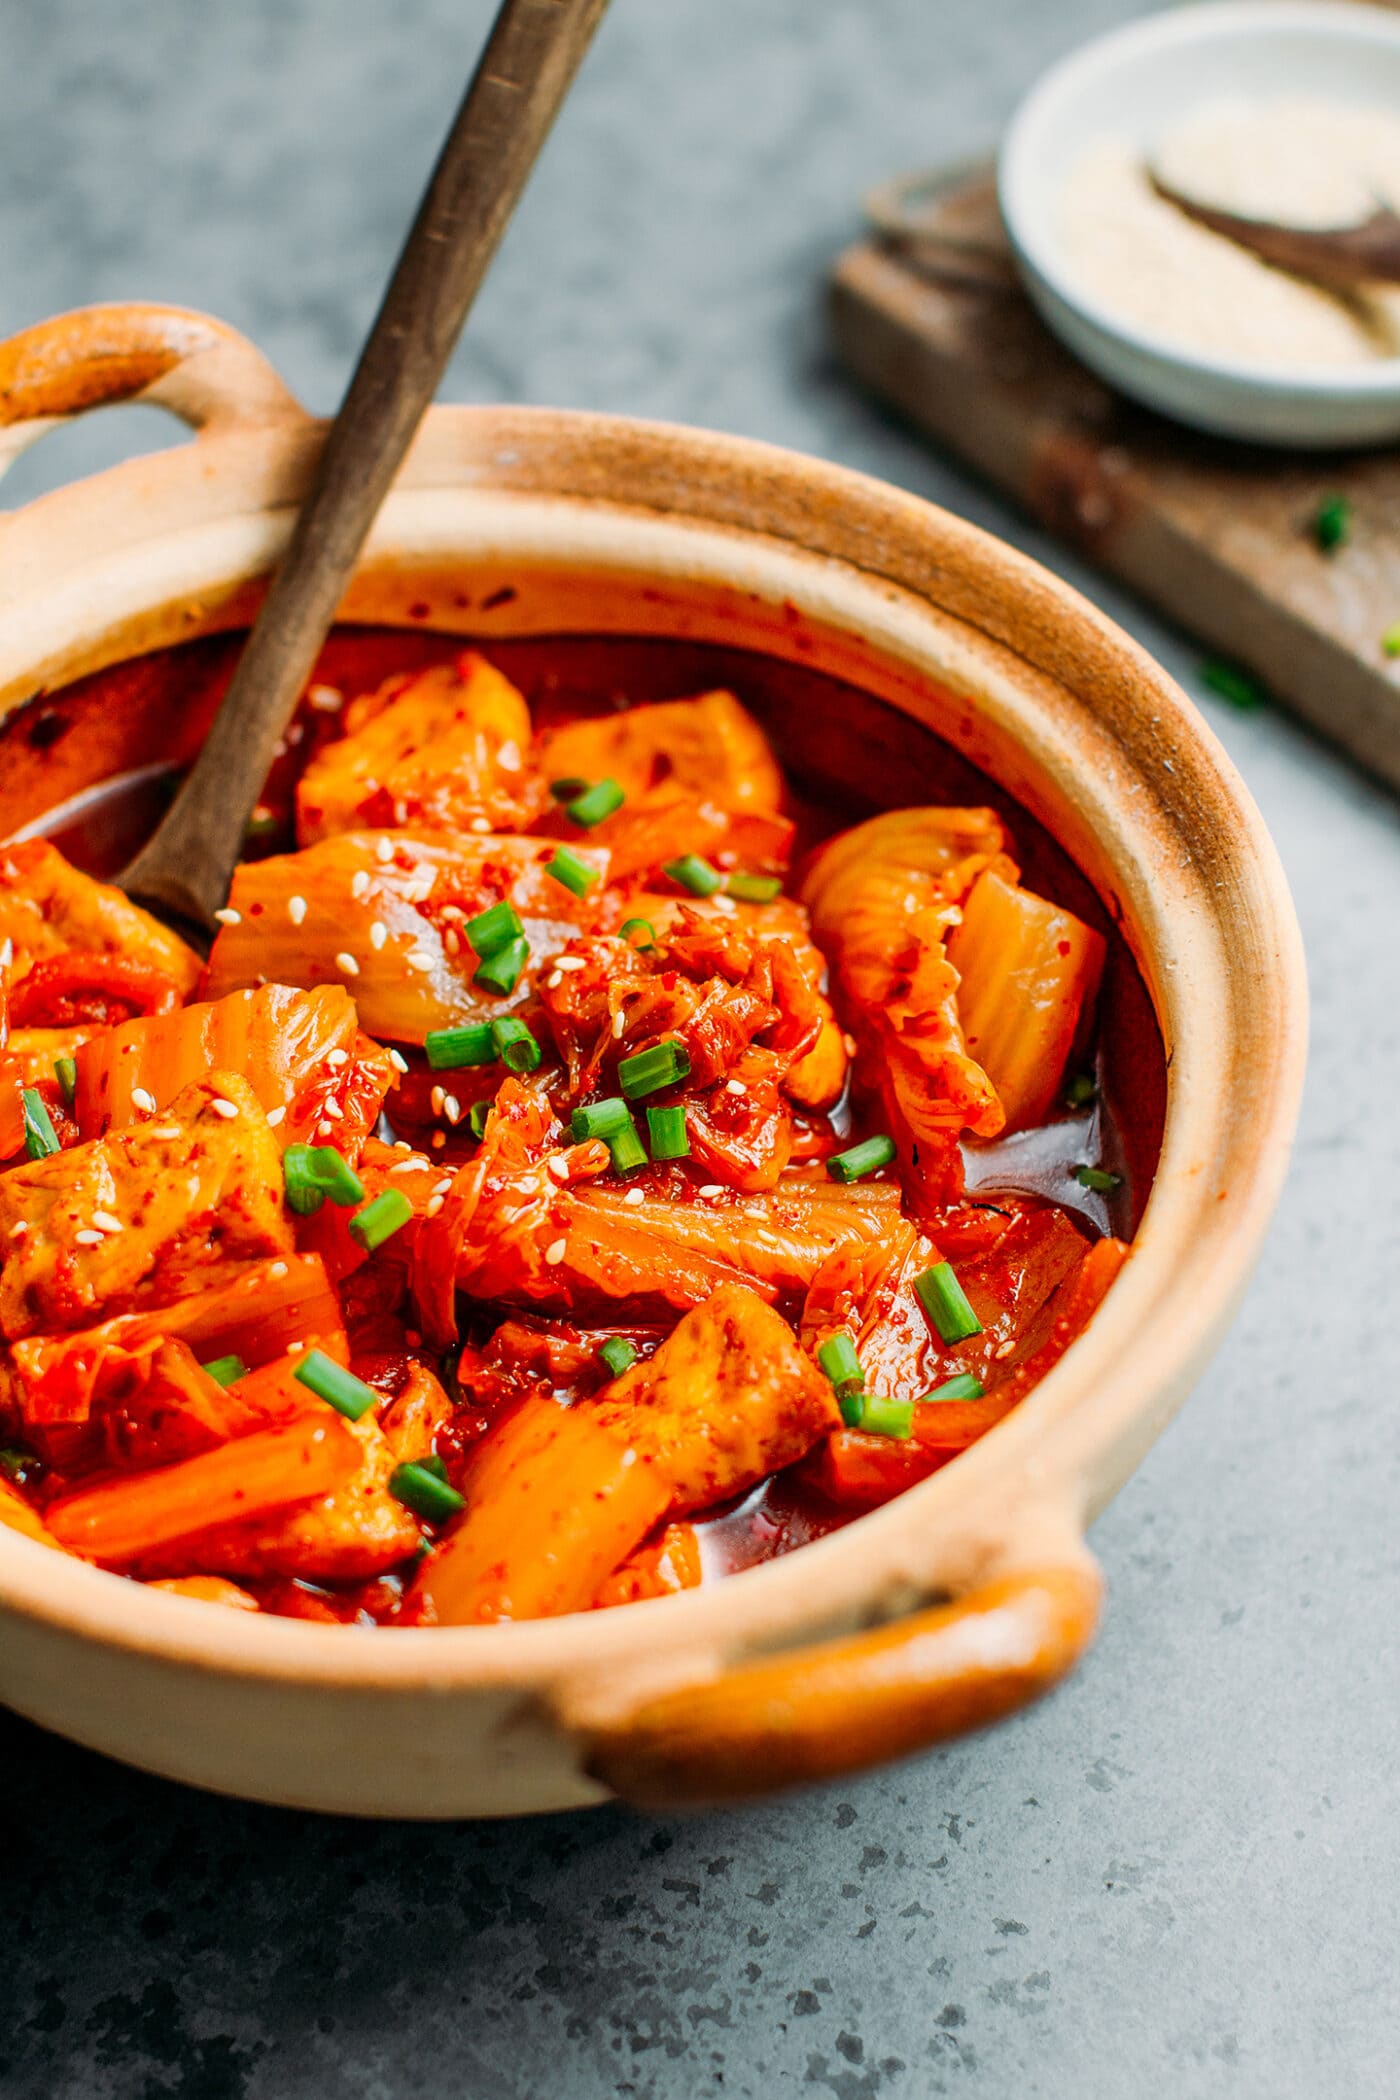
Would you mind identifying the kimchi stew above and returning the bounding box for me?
[0,641,1140,1626]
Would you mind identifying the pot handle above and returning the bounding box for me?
[0,302,303,471]
[565,1553,1102,1809]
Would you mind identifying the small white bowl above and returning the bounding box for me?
[999,1,1400,448]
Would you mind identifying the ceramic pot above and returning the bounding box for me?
[0,304,1307,1817]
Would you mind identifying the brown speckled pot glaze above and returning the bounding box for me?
[0,305,1306,1817]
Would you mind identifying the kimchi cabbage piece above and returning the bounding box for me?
[0,653,1128,1625]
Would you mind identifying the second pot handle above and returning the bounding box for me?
[567,1555,1102,1810]
[0,302,303,473]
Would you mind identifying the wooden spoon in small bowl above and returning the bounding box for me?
[118,0,611,944]
[1149,168,1400,288]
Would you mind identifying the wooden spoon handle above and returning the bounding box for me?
[120,0,611,936]
[1150,174,1400,288]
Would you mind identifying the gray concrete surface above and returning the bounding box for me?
[0,3,1394,2095]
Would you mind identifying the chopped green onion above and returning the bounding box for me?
[473,934,530,996]
[549,775,590,801]
[607,1115,648,1177]
[545,845,599,899]
[1064,1072,1096,1108]
[21,1089,58,1160]
[465,900,524,958]
[620,917,657,952]
[825,1135,895,1184]
[491,1017,542,1073]
[283,1144,365,1216]
[1199,658,1265,712]
[662,853,723,897]
[914,1261,982,1343]
[53,1056,77,1109]
[921,1372,985,1404]
[1073,1164,1122,1193]
[818,1332,865,1426]
[201,1354,248,1388]
[570,1096,632,1142]
[618,1039,691,1099]
[349,1188,414,1252]
[425,1022,497,1070]
[725,872,782,904]
[468,1100,492,1141]
[293,1349,378,1421]
[1313,494,1349,553]
[1382,623,1400,659]
[859,1395,914,1439]
[646,1103,689,1160]
[597,1337,637,1378]
[390,1458,465,1524]
[565,778,625,828]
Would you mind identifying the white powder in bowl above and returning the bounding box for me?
[1057,96,1400,368]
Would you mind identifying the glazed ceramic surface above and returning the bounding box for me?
[1000,2,1400,448]
[0,305,1306,1816]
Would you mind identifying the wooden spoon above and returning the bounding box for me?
[1150,169,1400,288]
[118,0,611,943]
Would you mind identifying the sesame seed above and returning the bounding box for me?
[320,1098,343,1120]
[131,1086,157,1113]
[842,1033,858,1058]
[74,1228,105,1246]
[335,952,360,976]
[439,905,464,922]
[393,799,409,825]
[545,1237,567,1265]
[369,921,387,951]
[8,1220,27,1238]
[443,930,460,957]
[210,1098,240,1119]
[91,1211,123,1233]
[546,1155,570,1182]
[268,1261,288,1279]
[726,1079,747,1096]
[995,1338,1016,1359]
[469,816,491,833]
[316,1118,334,1138]
[351,869,370,900]
[325,1048,349,1068]
[285,1339,305,1355]
[430,1085,445,1116]
[389,1158,421,1174]
[443,1095,462,1125]
[213,907,241,926]
[388,1049,408,1074]
[546,971,563,990]
[406,950,435,972]
[150,1126,180,1140]
[426,1194,445,1217]
[308,684,343,712]
[712,894,738,916]
[266,1106,286,1128]
[612,1010,628,1039]
[432,1177,453,1196]
[375,837,393,864]
[553,955,586,972]
[623,1186,646,1207]
[698,1183,724,1199]
[392,1139,412,1152]
[620,1447,638,1468]
[282,899,306,932]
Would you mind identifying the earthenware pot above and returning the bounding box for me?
[0,304,1306,1817]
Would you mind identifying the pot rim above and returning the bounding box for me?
[0,373,1307,1709]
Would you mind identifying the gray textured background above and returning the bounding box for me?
[1,2,1395,2095]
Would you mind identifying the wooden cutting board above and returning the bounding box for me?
[830,163,1400,792]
